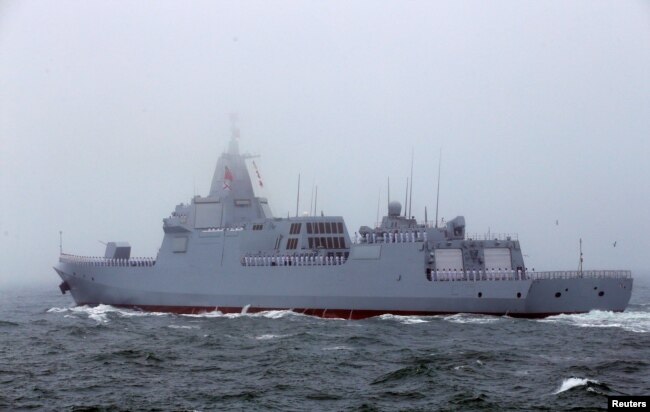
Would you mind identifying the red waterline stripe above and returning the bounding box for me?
[76,303,608,320]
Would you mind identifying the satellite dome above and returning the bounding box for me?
[388,201,402,217]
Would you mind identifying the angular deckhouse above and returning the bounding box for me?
[55,128,633,319]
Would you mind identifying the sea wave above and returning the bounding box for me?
[322,345,352,351]
[376,314,430,324]
[167,324,200,329]
[540,310,650,333]
[442,314,503,325]
[47,305,169,323]
[553,377,599,394]
[182,309,305,320]
[255,333,288,340]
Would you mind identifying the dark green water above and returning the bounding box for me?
[1,279,649,411]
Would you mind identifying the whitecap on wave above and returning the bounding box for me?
[377,314,430,324]
[553,377,599,395]
[254,333,289,340]
[167,324,200,329]
[442,314,503,325]
[540,310,650,333]
[322,345,352,351]
[182,309,303,320]
[47,305,168,323]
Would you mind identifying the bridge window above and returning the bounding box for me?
[325,222,332,233]
[319,222,325,234]
[337,222,343,234]
[252,224,263,230]
[289,223,302,235]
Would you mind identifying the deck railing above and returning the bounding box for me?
[527,270,632,280]
[241,254,347,267]
[428,269,632,282]
[464,233,518,241]
[59,253,156,267]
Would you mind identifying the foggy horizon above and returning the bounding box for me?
[1,0,649,289]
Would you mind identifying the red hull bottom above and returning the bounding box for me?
[77,303,601,320]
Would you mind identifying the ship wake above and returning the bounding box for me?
[539,310,650,333]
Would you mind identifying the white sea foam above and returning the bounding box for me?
[255,334,285,340]
[251,310,299,319]
[182,309,301,320]
[167,324,199,329]
[377,314,430,324]
[553,377,597,394]
[47,305,169,323]
[442,314,502,324]
[322,345,352,351]
[540,310,650,333]
[182,311,225,318]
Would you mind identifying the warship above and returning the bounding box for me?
[54,126,633,319]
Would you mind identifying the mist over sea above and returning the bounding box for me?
[1,276,649,411]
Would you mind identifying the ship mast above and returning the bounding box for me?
[408,149,414,219]
[578,238,583,275]
[434,149,442,228]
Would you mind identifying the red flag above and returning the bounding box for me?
[224,166,234,181]
[223,166,234,190]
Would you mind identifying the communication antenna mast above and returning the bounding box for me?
[295,174,301,217]
[434,149,442,228]
[424,207,428,227]
[578,238,584,275]
[309,182,314,217]
[404,178,409,217]
[408,149,414,218]
[314,185,318,217]
[387,177,390,213]
[59,231,63,254]
[229,113,239,139]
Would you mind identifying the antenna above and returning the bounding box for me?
[59,230,63,254]
[228,113,240,154]
[578,238,583,275]
[309,182,314,217]
[387,177,390,213]
[295,174,301,217]
[229,113,239,138]
[404,178,408,217]
[408,149,414,218]
[434,149,442,228]
[314,185,318,217]
[425,206,428,227]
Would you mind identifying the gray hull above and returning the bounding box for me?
[54,242,632,319]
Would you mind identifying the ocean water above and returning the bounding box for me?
[1,278,649,411]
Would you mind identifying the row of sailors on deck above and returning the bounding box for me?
[63,256,156,267]
[356,231,427,244]
[242,254,346,267]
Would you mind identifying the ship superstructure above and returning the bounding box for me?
[54,127,633,318]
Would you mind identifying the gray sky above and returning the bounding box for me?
[1,0,649,289]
